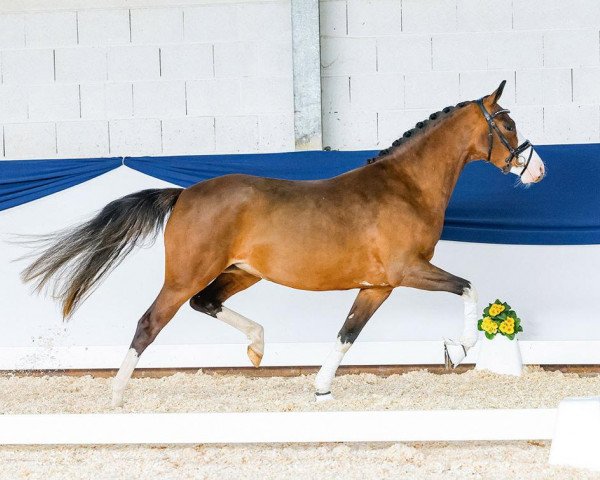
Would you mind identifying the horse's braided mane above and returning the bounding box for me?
[367,100,472,164]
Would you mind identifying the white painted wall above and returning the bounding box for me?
[320,0,600,150]
[0,0,295,159]
[2,1,600,158]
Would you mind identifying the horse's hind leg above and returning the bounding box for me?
[315,287,392,401]
[111,283,199,407]
[189,267,263,367]
[112,261,226,407]
[402,261,478,368]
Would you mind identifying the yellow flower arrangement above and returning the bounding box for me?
[477,300,523,340]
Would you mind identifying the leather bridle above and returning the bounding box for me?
[476,98,534,177]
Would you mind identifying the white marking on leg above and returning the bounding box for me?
[112,348,139,407]
[444,285,479,368]
[216,306,264,355]
[315,338,351,398]
[461,285,479,348]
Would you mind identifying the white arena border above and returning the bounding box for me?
[2,340,600,370]
[0,409,557,445]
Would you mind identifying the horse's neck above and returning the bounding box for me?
[385,115,473,212]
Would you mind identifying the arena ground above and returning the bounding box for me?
[1,367,600,479]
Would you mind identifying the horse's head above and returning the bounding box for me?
[474,81,545,184]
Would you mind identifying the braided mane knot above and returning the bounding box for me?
[367,101,471,164]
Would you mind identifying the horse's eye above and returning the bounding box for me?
[505,124,514,132]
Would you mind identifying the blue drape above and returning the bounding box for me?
[1,146,598,245]
[0,158,122,211]
[444,144,600,244]
[125,150,370,185]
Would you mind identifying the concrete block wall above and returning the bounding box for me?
[0,1,294,159]
[2,1,599,159]
[320,0,600,150]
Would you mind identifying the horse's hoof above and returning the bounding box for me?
[444,338,468,369]
[314,391,334,402]
[247,345,263,368]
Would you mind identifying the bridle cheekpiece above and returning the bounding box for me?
[476,98,534,177]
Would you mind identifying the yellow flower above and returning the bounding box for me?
[483,319,498,334]
[505,317,515,325]
[489,303,506,317]
[499,321,515,335]
[481,317,495,333]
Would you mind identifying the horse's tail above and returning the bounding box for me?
[20,188,183,319]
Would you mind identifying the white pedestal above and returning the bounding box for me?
[475,335,523,376]
[550,397,600,471]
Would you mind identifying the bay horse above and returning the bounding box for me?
[22,81,545,406]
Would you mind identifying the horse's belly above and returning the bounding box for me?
[234,248,389,291]
[232,198,391,290]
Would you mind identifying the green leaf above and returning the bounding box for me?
[507,333,515,340]
[484,331,495,340]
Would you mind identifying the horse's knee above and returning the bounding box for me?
[189,294,222,317]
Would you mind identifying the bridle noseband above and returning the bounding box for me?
[476,98,534,177]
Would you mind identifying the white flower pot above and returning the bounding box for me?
[475,334,523,376]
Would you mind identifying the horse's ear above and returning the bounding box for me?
[487,80,506,105]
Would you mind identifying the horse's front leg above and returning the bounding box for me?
[402,261,479,368]
[315,287,392,401]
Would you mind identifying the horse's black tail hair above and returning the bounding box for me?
[20,188,183,319]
